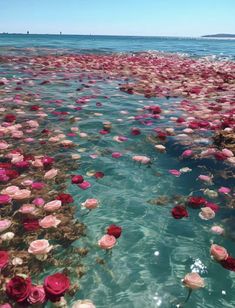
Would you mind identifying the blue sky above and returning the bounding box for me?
[0,0,234,36]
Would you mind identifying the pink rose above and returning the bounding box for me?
[44,200,62,212]
[112,152,122,158]
[39,215,61,228]
[169,169,181,177]
[198,175,212,183]
[0,141,9,150]
[0,219,11,232]
[33,197,45,207]
[0,304,12,308]
[132,155,151,164]
[81,199,99,210]
[222,148,234,158]
[12,189,31,200]
[27,285,46,304]
[1,186,20,197]
[218,187,231,194]
[210,244,228,261]
[72,299,96,308]
[211,226,224,235]
[19,204,37,215]
[98,234,116,250]
[183,272,205,289]
[199,207,215,220]
[0,194,12,205]
[44,169,58,179]
[182,150,193,157]
[78,181,91,190]
[28,239,52,255]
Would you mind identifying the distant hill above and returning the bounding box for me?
[202,33,235,38]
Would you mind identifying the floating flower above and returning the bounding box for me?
[44,168,58,179]
[132,155,151,164]
[28,239,53,255]
[112,152,122,158]
[199,207,215,220]
[0,194,11,205]
[0,219,11,233]
[1,232,15,241]
[171,206,188,219]
[78,181,91,190]
[183,272,205,289]
[23,219,40,232]
[106,225,122,238]
[169,169,181,177]
[39,215,61,228]
[56,193,74,204]
[188,196,206,209]
[44,273,70,302]
[0,250,9,269]
[71,175,84,184]
[81,199,99,210]
[6,276,32,303]
[218,186,231,194]
[94,171,104,179]
[211,226,224,235]
[27,285,46,305]
[220,256,235,272]
[210,244,228,261]
[44,200,62,212]
[98,234,116,250]
[181,150,193,158]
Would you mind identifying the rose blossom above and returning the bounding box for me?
[28,285,46,305]
[81,198,99,210]
[1,186,20,197]
[44,200,62,212]
[33,197,45,207]
[0,194,11,205]
[107,225,122,238]
[220,256,235,272]
[6,276,32,303]
[171,206,189,219]
[132,155,151,164]
[0,219,11,232]
[44,273,70,302]
[28,239,53,255]
[1,232,15,241]
[211,226,224,235]
[0,304,12,308]
[44,168,58,179]
[0,250,9,269]
[183,272,205,289]
[72,299,96,308]
[98,234,116,250]
[199,207,215,220]
[210,244,228,261]
[12,189,31,200]
[39,215,61,228]
[19,204,37,215]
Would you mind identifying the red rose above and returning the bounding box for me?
[71,175,84,184]
[171,206,189,219]
[4,114,16,123]
[43,273,70,302]
[107,225,122,238]
[94,172,104,179]
[214,152,227,161]
[5,169,19,179]
[220,256,235,271]
[188,196,206,209]
[56,193,74,204]
[42,156,54,167]
[0,251,9,269]
[30,105,40,111]
[131,128,141,136]
[23,219,40,232]
[6,276,32,303]
[205,202,220,212]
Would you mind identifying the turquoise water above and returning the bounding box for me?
[1,34,235,59]
[0,36,235,308]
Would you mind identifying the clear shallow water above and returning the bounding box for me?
[0,36,235,308]
[1,34,235,59]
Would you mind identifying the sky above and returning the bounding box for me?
[0,0,234,37]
